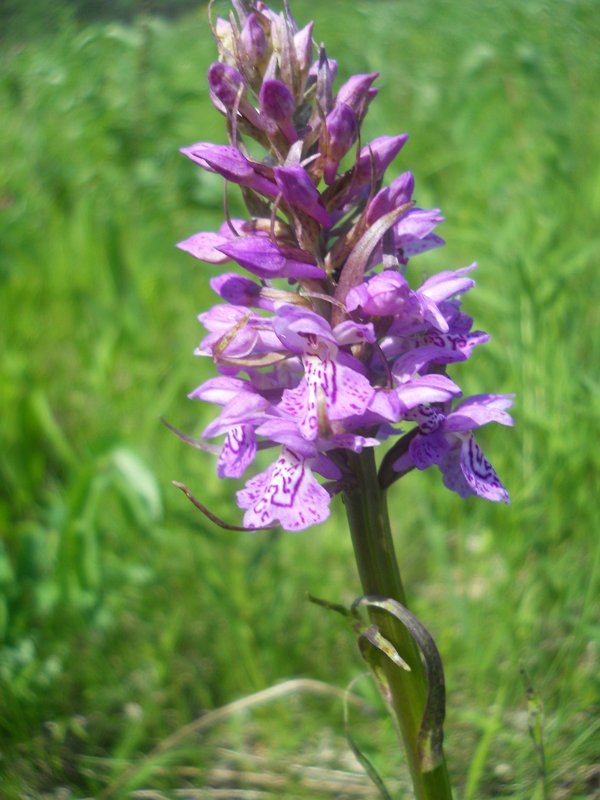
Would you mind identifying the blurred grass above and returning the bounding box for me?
[1,0,599,798]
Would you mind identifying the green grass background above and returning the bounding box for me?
[1,0,599,797]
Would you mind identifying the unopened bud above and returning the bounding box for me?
[274,165,332,227]
[214,17,236,66]
[322,102,357,184]
[240,13,268,65]
[259,79,295,122]
[208,62,245,109]
[354,134,409,185]
[367,171,415,223]
[336,72,379,117]
[259,79,298,142]
[294,21,314,75]
[312,47,337,115]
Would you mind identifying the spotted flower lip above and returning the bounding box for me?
[175,1,513,530]
[237,447,331,531]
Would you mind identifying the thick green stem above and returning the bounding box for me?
[343,449,453,800]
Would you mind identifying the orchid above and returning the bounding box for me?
[170,3,513,798]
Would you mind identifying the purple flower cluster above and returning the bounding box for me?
[177,1,513,531]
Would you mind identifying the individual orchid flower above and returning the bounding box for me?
[397,395,515,502]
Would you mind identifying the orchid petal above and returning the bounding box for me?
[217,425,257,478]
[237,448,331,531]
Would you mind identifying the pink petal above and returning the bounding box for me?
[237,448,331,531]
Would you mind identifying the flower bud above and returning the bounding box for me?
[259,79,295,122]
[354,134,409,185]
[214,17,236,66]
[312,47,337,115]
[322,102,357,184]
[240,13,268,65]
[367,171,415,223]
[274,165,332,227]
[294,21,314,75]
[259,79,298,142]
[336,72,379,118]
[208,62,246,109]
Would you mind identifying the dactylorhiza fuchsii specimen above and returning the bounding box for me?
[172,3,514,796]
[174,0,513,532]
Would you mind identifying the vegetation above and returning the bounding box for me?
[1,1,599,797]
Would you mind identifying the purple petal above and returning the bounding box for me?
[367,171,414,223]
[311,453,342,480]
[418,264,477,303]
[335,72,379,114]
[332,319,376,345]
[254,418,317,458]
[259,79,295,122]
[294,22,314,72]
[197,305,265,358]
[188,375,249,405]
[444,394,515,432]
[422,330,491,361]
[346,270,414,317]
[323,103,357,183]
[180,142,278,197]
[417,294,450,332]
[210,273,271,309]
[395,207,444,239]
[354,135,409,184]
[274,166,332,227]
[392,345,466,382]
[177,231,231,264]
[406,404,446,434]
[240,13,268,62]
[328,433,380,452]
[217,425,257,478]
[400,233,445,260]
[181,142,255,181]
[208,62,246,107]
[409,431,451,469]
[440,434,509,502]
[278,354,377,440]
[396,374,462,411]
[217,236,325,280]
[237,448,331,531]
[273,305,336,353]
[203,393,271,437]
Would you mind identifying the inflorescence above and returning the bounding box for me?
[175,0,514,531]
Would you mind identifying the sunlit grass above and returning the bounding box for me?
[1,1,599,797]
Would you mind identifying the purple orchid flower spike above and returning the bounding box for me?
[174,1,514,533]
[172,6,514,798]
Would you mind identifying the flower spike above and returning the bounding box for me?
[173,0,513,531]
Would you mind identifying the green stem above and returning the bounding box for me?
[343,449,453,800]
